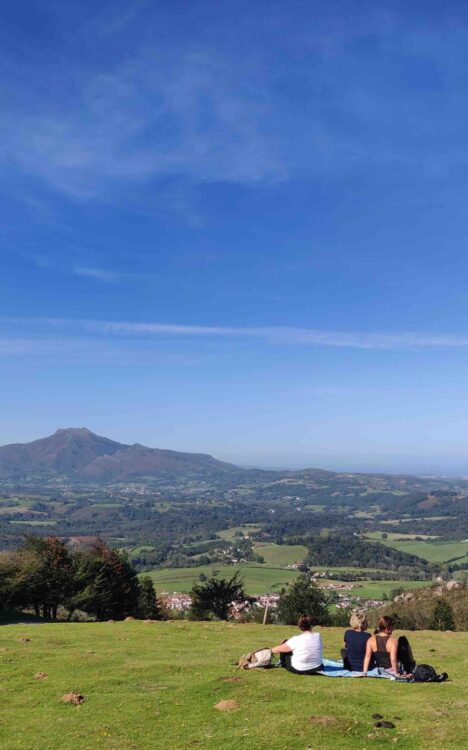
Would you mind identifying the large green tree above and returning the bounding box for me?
[136,576,161,619]
[190,572,245,620]
[277,574,330,626]
[6,536,74,619]
[72,539,140,620]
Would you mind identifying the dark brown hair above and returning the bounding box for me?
[298,615,313,631]
[375,615,395,634]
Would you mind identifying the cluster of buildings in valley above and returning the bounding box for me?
[160,592,282,617]
[159,586,384,615]
[161,593,193,612]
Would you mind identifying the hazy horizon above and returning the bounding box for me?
[3,2,468,475]
[1,424,467,478]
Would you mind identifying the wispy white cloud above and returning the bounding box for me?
[73,266,123,282]
[6,317,468,351]
[0,48,283,202]
[2,7,467,210]
[89,320,468,349]
[18,250,145,284]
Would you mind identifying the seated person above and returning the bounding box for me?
[271,615,324,675]
[363,615,415,676]
[342,611,372,672]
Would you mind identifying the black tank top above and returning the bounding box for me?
[374,635,391,669]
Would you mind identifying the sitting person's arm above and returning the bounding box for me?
[362,638,374,675]
[388,638,399,674]
[271,641,292,654]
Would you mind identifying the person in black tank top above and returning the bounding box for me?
[363,616,416,676]
[374,634,392,669]
[363,616,399,675]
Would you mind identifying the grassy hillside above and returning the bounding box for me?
[375,538,468,564]
[353,579,431,599]
[144,564,300,594]
[253,543,308,566]
[143,564,431,599]
[0,621,466,750]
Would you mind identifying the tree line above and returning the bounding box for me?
[1,535,462,629]
[0,535,336,625]
[0,535,160,621]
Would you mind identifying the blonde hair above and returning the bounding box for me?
[350,611,368,631]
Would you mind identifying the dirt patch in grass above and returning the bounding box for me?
[61,692,85,705]
[214,700,240,712]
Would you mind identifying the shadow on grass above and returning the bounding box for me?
[0,610,54,625]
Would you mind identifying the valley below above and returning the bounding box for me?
[1,429,468,612]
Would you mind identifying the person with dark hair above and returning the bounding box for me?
[342,611,372,672]
[363,616,415,676]
[271,615,323,675]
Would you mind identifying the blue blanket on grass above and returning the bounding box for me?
[318,658,395,679]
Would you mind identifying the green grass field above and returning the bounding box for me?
[0,620,466,750]
[365,532,438,541]
[130,545,156,556]
[10,520,58,526]
[216,525,261,541]
[352,580,431,600]
[377,539,468,564]
[143,565,430,600]
[253,543,308,566]
[144,565,300,594]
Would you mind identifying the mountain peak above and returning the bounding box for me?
[0,429,239,480]
[54,427,94,436]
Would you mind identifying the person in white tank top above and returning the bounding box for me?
[272,615,323,674]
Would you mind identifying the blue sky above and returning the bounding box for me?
[3,0,468,473]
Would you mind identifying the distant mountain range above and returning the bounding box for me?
[0,428,240,481]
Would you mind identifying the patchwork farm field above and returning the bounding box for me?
[0,621,466,750]
[353,579,431,600]
[143,564,430,600]
[216,526,261,540]
[144,564,301,595]
[365,532,438,541]
[377,539,468,564]
[253,543,308,566]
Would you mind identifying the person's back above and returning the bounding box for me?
[372,633,392,669]
[363,616,399,676]
[344,628,371,671]
[272,615,324,675]
[287,630,323,671]
[343,611,371,672]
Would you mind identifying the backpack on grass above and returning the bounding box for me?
[237,648,272,670]
[412,664,448,683]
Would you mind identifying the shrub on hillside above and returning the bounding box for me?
[277,574,330,626]
[190,572,245,620]
[330,607,352,627]
[429,599,455,631]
